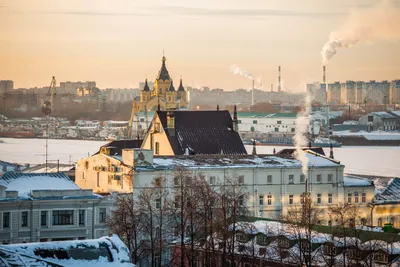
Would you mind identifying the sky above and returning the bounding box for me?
[0,0,399,92]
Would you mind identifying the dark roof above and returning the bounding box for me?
[375,178,400,204]
[156,110,247,155]
[277,147,325,156]
[167,80,175,92]
[95,140,143,156]
[178,79,185,92]
[156,56,171,81]
[143,79,150,92]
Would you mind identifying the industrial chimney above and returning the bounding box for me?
[323,66,326,84]
[278,66,281,92]
[251,79,255,106]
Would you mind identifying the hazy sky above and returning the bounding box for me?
[0,0,399,91]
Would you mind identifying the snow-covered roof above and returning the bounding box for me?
[374,178,400,204]
[0,235,134,267]
[390,111,400,117]
[343,174,373,187]
[133,152,341,171]
[0,172,80,199]
[372,111,396,119]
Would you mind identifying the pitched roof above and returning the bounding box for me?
[375,178,400,204]
[167,80,175,92]
[372,112,396,119]
[142,79,150,92]
[96,140,143,156]
[277,147,326,156]
[156,110,247,155]
[178,79,185,92]
[156,56,171,81]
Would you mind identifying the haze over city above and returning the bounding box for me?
[1,0,400,91]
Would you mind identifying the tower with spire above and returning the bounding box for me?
[139,56,187,111]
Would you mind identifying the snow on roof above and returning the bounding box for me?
[343,174,373,187]
[134,153,340,171]
[372,111,396,119]
[0,172,79,198]
[374,178,400,204]
[390,111,400,117]
[1,235,134,267]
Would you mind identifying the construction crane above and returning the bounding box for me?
[41,76,56,116]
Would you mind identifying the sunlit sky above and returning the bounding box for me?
[0,0,399,91]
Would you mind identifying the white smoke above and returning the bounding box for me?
[256,77,263,89]
[321,0,400,63]
[230,64,254,80]
[292,93,312,179]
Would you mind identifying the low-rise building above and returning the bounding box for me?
[0,172,112,244]
[359,112,398,131]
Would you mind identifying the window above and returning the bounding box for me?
[328,174,333,182]
[3,212,10,228]
[348,193,352,203]
[253,120,257,124]
[155,142,160,155]
[317,193,322,204]
[250,126,255,132]
[238,175,244,185]
[324,245,336,256]
[97,172,100,187]
[390,217,395,225]
[354,192,359,203]
[277,120,282,124]
[278,238,290,248]
[79,210,85,225]
[236,233,247,242]
[316,174,322,183]
[173,177,179,187]
[21,211,28,227]
[155,122,161,132]
[41,211,47,226]
[99,208,106,223]
[300,240,310,250]
[362,193,366,203]
[52,210,73,225]
[348,249,361,260]
[238,195,244,206]
[368,115,373,122]
[328,193,332,204]
[300,175,305,183]
[374,252,388,264]
[209,176,216,185]
[274,127,279,132]
[257,235,268,245]
[289,195,294,205]
[361,218,367,225]
[259,247,266,256]
[267,175,272,184]
[288,175,294,184]
[267,195,272,205]
[328,220,332,226]
[291,128,295,132]
[259,195,264,206]
[155,198,161,209]
[174,195,180,209]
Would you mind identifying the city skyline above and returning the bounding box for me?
[1,0,399,91]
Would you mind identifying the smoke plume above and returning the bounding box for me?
[321,0,400,63]
[292,94,312,179]
[230,64,254,80]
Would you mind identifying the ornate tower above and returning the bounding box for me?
[166,80,178,110]
[153,56,172,97]
[140,78,151,103]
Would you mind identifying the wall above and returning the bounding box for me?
[141,115,175,156]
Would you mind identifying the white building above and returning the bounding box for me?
[75,148,375,225]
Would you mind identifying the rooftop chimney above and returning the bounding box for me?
[233,105,238,132]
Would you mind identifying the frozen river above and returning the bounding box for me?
[0,138,399,177]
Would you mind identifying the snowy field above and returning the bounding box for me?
[0,138,399,177]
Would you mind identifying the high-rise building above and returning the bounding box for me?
[390,80,400,104]
[327,82,341,105]
[0,80,14,94]
[306,82,327,105]
[59,81,96,95]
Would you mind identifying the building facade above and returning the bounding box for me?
[359,112,398,131]
[306,82,327,105]
[0,80,13,94]
[0,172,111,244]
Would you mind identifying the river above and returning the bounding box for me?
[0,138,399,177]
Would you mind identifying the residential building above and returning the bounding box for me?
[0,235,134,266]
[0,172,112,244]
[138,56,188,111]
[359,111,398,131]
[306,82,327,105]
[340,81,357,104]
[59,81,96,95]
[373,178,400,228]
[141,109,247,155]
[0,80,13,94]
[327,82,341,105]
[390,80,400,104]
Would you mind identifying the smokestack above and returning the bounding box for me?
[271,84,273,92]
[278,66,281,92]
[252,79,254,106]
[323,66,326,84]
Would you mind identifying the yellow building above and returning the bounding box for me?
[139,56,187,111]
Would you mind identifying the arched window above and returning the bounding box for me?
[361,218,367,225]
[390,217,395,225]
[155,142,160,155]
[378,218,383,227]
[328,220,332,227]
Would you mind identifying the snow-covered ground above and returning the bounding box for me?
[332,130,400,140]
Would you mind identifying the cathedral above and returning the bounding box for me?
[138,56,187,111]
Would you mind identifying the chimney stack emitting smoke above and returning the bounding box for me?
[252,79,255,106]
[323,66,326,84]
[321,1,400,63]
[278,66,281,92]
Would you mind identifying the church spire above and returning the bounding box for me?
[156,56,171,81]
[143,78,150,92]
[168,80,175,92]
[178,79,185,92]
